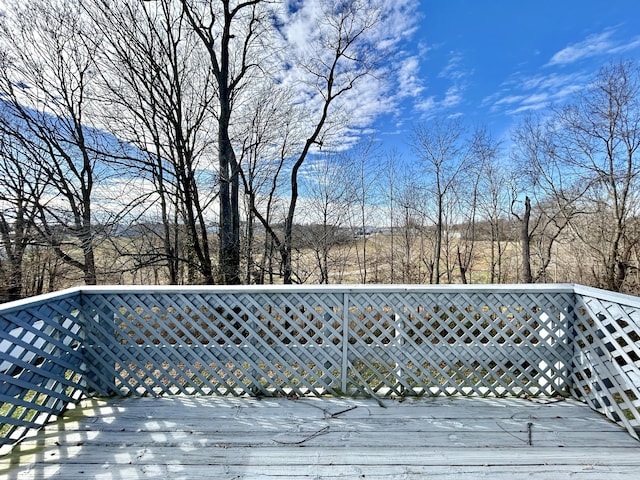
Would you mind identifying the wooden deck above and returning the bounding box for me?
[1,396,639,479]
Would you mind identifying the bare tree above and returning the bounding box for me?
[554,61,640,292]
[237,84,299,284]
[349,138,379,283]
[455,128,500,284]
[510,113,587,283]
[477,155,512,283]
[509,193,534,283]
[238,1,401,284]
[0,0,107,285]
[401,184,430,283]
[382,149,402,283]
[86,0,218,284]
[411,118,475,284]
[180,0,275,284]
[0,134,48,300]
[300,152,355,283]
[275,1,391,284]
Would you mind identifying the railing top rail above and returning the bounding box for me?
[5,283,639,317]
[70,283,579,296]
[573,284,640,309]
[0,287,82,315]
[0,283,585,313]
[8,283,638,315]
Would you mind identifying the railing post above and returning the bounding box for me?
[567,297,576,394]
[341,292,350,394]
[322,312,334,391]
[249,307,262,396]
[394,312,405,396]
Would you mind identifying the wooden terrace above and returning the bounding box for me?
[2,395,640,479]
[1,284,640,478]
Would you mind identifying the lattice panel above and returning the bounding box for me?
[81,288,573,399]
[81,291,345,397]
[571,294,640,440]
[346,290,573,397]
[0,293,86,451]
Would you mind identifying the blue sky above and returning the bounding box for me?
[377,0,640,150]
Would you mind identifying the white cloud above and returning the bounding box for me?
[442,85,463,108]
[547,29,640,67]
[415,95,436,113]
[397,56,425,98]
[274,0,422,148]
[547,31,615,66]
[521,72,581,91]
[415,88,463,117]
[438,51,474,84]
[493,94,526,106]
[412,50,469,118]
[487,69,592,116]
[610,36,640,54]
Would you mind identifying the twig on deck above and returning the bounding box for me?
[299,399,359,418]
[496,421,533,446]
[327,405,358,418]
[273,426,330,445]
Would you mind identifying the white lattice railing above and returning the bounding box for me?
[571,285,640,439]
[1,284,640,450]
[79,285,574,400]
[0,290,85,451]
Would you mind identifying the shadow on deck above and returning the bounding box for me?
[2,395,639,479]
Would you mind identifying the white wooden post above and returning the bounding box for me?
[322,312,334,390]
[341,293,350,394]
[394,312,405,395]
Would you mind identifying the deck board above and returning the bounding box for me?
[1,396,639,479]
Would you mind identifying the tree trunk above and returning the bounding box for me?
[457,247,468,284]
[218,87,241,285]
[521,196,533,283]
[434,195,443,284]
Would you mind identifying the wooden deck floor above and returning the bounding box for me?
[1,395,639,479]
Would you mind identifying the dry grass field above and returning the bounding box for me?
[19,225,628,293]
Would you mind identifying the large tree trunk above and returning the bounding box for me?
[218,108,241,285]
[182,0,254,285]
